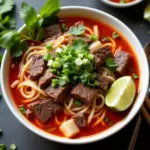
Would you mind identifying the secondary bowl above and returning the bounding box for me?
[1,6,149,144]
[101,0,143,8]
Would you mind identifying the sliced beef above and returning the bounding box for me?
[30,55,46,80]
[38,69,56,89]
[45,84,72,103]
[71,83,99,105]
[44,24,62,40]
[73,114,87,128]
[91,45,112,65]
[27,99,63,124]
[114,50,131,74]
[94,56,103,69]
[68,35,91,45]
[97,74,113,92]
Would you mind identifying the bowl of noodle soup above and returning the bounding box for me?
[1,6,149,144]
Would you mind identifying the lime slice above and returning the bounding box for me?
[144,4,150,22]
[105,76,136,111]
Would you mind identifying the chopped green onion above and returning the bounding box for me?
[87,53,94,60]
[112,32,120,39]
[46,43,53,50]
[55,47,62,53]
[82,58,89,65]
[61,23,69,32]
[102,37,109,42]
[78,54,83,58]
[51,79,59,87]
[19,105,26,114]
[43,53,51,61]
[10,143,17,150]
[90,34,98,41]
[75,58,83,66]
[52,61,61,69]
[104,116,110,123]
[0,144,5,150]
[47,60,54,67]
[51,68,57,74]
[61,75,69,82]
[74,100,82,107]
[132,73,139,79]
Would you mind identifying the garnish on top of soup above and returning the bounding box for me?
[1,0,139,138]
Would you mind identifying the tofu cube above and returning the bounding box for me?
[59,119,80,138]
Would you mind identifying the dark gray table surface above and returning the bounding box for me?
[0,0,150,150]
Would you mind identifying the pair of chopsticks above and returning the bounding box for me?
[128,43,150,150]
[128,96,150,150]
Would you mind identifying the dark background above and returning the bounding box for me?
[0,0,150,149]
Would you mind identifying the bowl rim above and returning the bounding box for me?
[1,6,149,144]
[101,0,143,8]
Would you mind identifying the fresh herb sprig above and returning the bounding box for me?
[0,0,60,58]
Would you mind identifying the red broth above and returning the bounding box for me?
[110,0,135,3]
[9,18,140,138]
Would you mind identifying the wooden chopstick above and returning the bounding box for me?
[141,104,150,126]
[128,114,142,150]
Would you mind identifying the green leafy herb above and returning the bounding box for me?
[106,57,118,71]
[132,73,139,79]
[40,0,60,18]
[51,79,59,87]
[0,54,3,64]
[74,100,82,107]
[19,105,26,114]
[102,37,109,42]
[0,0,4,5]
[0,144,5,150]
[10,143,16,150]
[70,25,85,36]
[20,2,38,39]
[112,32,120,39]
[0,31,20,49]
[0,0,15,14]
[104,116,110,123]
[61,23,68,32]
[72,39,88,52]
[90,34,97,41]
[46,43,53,50]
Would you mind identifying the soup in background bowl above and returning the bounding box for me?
[1,6,149,144]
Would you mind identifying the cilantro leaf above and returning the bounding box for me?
[0,0,4,5]
[40,0,60,18]
[106,57,118,71]
[0,31,20,49]
[0,0,15,14]
[0,54,3,63]
[5,16,16,29]
[70,25,85,36]
[72,39,88,51]
[20,2,38,32]
[10,40,28,57]
[132,73,139,79]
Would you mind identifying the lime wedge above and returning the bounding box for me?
[144,4,150,22]
[105,76,136,111]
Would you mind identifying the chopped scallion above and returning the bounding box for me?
[61,23,69,32]
[112,32,120,39]
[90,34,97,41]
[43,53,51,61]
[74,100,82,107]
[19,105,26,114]
[51,79,59,87]
[132,73,139,79]
[52,61,61,69]
[47,60,54,67]
[0,144,5,150]
[10,143,17,150]
[46,43,53,50]
[75,58,83,66]
[102,37,109,42]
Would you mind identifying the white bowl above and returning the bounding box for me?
[101,0,143,8]
[1,6,149,144]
